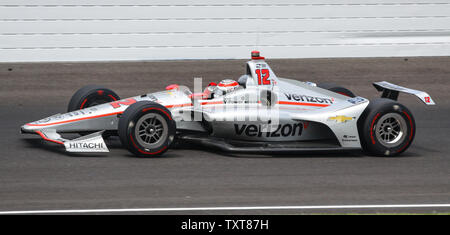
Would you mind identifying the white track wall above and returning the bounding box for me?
[0,0,449,62]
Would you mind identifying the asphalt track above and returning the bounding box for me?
[0,57,449,214]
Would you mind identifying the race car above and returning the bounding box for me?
[21,51,435,157]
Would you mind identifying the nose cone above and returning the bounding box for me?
[21,124,33,134]
[21,119,50,133]
[21,123,40,134]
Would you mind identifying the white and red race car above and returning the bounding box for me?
[21,51,435,157]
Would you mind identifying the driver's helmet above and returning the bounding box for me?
[214,79,240,97]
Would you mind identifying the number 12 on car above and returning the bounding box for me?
[255,69,271,85]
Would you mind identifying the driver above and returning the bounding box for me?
[213,79,240,97]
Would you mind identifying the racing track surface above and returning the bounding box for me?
[0,57,449,214]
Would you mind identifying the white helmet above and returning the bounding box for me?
[214,79,240,96]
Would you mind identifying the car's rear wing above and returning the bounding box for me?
[373,81,435,105]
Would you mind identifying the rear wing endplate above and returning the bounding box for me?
[373,81,435,105]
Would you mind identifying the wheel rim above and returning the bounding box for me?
[135,113,168,149]
[375,113,407,148]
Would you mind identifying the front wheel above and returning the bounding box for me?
[358,98,415,156]
[68,85,120,137]
[118,101,176,157]
[68,85,120,112]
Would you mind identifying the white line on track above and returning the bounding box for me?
[0,204,449,214]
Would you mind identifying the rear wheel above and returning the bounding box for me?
[358,98,415,156]
[118,101,176,157]
[318,83,356,97]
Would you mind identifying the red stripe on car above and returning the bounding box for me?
[200,101,224,105]
[35,131,64,145]
[277,101,330,107]
[27,112,123,126]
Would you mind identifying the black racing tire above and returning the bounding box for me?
[118,101,176,157]
[67,85,120,112]
[67,85,120,137]
[358,98,415,157]
[317,83,356,98]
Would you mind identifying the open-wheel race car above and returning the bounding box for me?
[21,51,435,157]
